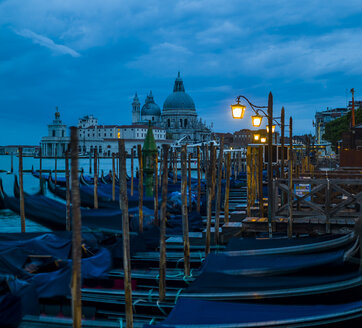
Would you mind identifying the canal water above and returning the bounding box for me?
[0,155,140,233]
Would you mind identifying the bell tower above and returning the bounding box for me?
[132,92,141,124]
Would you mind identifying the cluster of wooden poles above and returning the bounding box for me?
[15,131,243,328]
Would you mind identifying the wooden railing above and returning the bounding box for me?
[273,178,362,232]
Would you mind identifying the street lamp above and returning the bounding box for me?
[230,93,274,237]
[253,134,260,141]
[260,137,267,143]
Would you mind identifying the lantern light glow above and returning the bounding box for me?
[251,115,263,127]
[231,101,246,119]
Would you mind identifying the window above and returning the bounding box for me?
[104,133,106,136]
[184,119,187,128]
[167,119,170,127]
[62,130,65,137]
[52,130,55,137]
[180,119,183,127]
[152,116,154,121]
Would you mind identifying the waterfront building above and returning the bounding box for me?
[132,72,212,144]
[40,108,70,157]
[314,107,349,144]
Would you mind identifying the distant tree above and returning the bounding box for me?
[322,108,362,149]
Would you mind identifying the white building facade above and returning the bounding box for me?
[41,108,70,157]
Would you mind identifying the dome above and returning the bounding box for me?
[163,73,196,111]
[141,91,161,116]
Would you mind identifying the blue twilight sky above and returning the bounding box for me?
[1,0,362,145]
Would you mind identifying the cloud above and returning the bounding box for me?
[14,29,80,57]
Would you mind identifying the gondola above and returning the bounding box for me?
[145,298,362,327]
[48,176,157,210]
[225,232,357,256]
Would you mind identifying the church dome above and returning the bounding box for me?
[141,91,161,116]
[163,73,196,111]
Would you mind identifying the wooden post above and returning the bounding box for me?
[205,143,214,256]
[197,146,201,213]
[118,140,134,328]
[89,152,92,174]
[10,152,14,173]
[112,153,116,201]
[280,107,285,206]
[131,148,134,196]
[65,151,71,231]
[325,179,331,233]
[181,145,191,276]
[154,152,159,226]
[54,151,57,185]
[288,117,293,238]
[39,148,42,182]
[188,153,192,213]
[18,147,25,233]
[93,148,98,209]
[70,127,82,328]
[246,147,252,217]
[214,137,224,244]
[159,144,169,302]
[224,152,231,223]
[258,146,264,218]
[173,149,177,184]
[137,144,143,232]
[159,148,162,187]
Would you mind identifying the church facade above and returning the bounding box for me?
[132,73,212,144]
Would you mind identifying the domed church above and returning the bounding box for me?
[132,72,212,144]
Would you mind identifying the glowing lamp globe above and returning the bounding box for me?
[253,134,260,141]
[231,101,246,119]
[261,137,267,143]
[251,115,263,127]
[266,125,276,133]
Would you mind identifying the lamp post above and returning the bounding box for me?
[231,92,274,237]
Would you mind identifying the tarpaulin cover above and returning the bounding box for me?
[145,298,362,327]
[31,247,111,298]
[200,249,345,275]
[0,233,71,259]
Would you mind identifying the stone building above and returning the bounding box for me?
[132,72,212,144]
[40,108,70,157]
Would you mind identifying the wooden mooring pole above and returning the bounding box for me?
[18,147,25,233]
[214,137,224,244]
[65,151,71,231]
[288,117,293,238]
[224,152,231,223]
[93,149,98,209]
[197,146,201,213]
[137,144,144,232]
[188,152,192,213]
[131,148,134,196]
[10,152,14,173]
[205,143,214,256]
[154,152,159,226]
[54,151,57,186]
[112,153,116,201]
[118,140,134,328]
[39,148,42,182]
[181,145,190,276]
[70,127,82,328]
[159,144,169,302]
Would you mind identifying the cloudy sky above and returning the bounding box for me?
[1,0,361,145]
